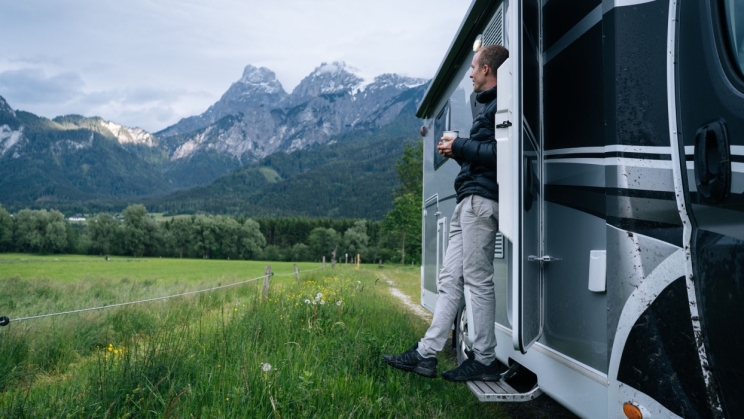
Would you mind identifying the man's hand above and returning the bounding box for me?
[438,137,455,158]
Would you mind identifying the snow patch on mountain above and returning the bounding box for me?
[102,121,156,146]
[0,125,23,156]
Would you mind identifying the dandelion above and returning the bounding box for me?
[304,299,311,304]
[226,397,230,401]
[315,293,322,302]
[320,300,326,305]
[336,300,343,306]
[261,363,272,372]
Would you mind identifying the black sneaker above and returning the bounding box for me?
[442,358,502,382]
[382,344,438,378]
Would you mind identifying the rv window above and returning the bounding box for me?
[723,0,744,76]
[433,101,450,169]
[450,72,476,136]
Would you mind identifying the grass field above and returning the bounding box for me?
[0,254,519,418]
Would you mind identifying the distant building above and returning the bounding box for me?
[68,216,86,222]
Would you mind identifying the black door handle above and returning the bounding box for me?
[694,119,731,203]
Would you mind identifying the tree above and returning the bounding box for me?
[165,217,192,258]
[308,227,340,261]
[343,220,369,259]
[395,140,423,197]
[289,243,311,261]
[0,205,12,252]
[382,194,421,264]
[13,209,68,254]
[239,219,265,260]
[191,215,218,259]
[88,213,118,255]
[122,204,155,257]
[381,139,423,264]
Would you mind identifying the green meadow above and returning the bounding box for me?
[0,255,514,418]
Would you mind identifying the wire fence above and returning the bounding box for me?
[0,265,327,326]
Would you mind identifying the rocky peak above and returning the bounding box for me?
[365,74,427,92]
[290,61,364,102]
[0,95,16,118]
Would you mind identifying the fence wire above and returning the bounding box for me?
[0,265,327,325]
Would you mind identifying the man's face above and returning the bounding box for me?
[470,52,489,93]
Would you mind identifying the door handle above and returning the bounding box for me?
[694,119,731,203]
[528,255,561,263]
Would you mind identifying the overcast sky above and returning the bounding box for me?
[0,0,471,132]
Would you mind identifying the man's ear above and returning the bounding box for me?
[482,64,492,76]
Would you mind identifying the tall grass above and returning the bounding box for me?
[0,258,509,418]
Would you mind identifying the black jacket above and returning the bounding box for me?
[451,85,498,203]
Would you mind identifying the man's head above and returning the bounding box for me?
[470,44,509,92]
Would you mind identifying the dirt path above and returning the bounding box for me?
[379,272,432,322]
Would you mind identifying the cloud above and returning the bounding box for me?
[0,68,85,104]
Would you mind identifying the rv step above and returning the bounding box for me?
[466,379,542,402]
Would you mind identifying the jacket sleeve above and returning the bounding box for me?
[451,136,497,169]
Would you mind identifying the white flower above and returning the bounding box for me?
[357,281,361,284]
[319,300,326,305]
[304,299,311,304]
[336,300,343,306]
[261,363,272,372]
[312,300,317,305]
[315,293,322,301]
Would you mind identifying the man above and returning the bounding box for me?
[383,44,509,382]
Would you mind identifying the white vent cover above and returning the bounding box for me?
[482,3,505,47]
[494,232,505,259]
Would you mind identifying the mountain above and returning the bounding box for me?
[0,106,170,204]
[157,65,288,137]
[147,107,423,219]
[158,62,426,167]
[0,62,428,213]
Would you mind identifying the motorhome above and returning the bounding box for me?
[416,0,743,417]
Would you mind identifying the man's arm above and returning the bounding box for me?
[450,136,496,169]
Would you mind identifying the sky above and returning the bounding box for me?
[0,0,472,132]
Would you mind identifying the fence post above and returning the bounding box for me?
[262,265,271,301]
[294,264,300,282]
[356,254,360,270]
[322,256,326,269]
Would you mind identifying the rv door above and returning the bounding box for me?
[496,0,543,354]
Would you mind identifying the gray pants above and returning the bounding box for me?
[418,194,499,364]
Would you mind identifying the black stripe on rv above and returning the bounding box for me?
[543,151,673,160]
[545,185,683,247]
[618,276,715,419]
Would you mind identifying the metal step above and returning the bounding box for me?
[466,379,542,402]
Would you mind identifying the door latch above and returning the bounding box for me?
[528,255,560,263]
[496,120,513,129]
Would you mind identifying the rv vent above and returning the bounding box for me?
[482,3,505,47]
[494,232,504,259]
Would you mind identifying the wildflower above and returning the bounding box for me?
[304,299,311,304]
[226,397,230,401]
[320,300,326,305]
[336,300,343,306]
[315,293,322,302]
[261,363,272,372]
[234,308,238,312]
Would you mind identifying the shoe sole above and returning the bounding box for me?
[384,358,437,378]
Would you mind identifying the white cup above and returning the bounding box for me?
[442,130,459,143]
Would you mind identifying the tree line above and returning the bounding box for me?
[0,140,424,264]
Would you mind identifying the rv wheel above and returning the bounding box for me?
[455,306,473,364]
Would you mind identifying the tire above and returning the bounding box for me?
[455,305,473,365]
